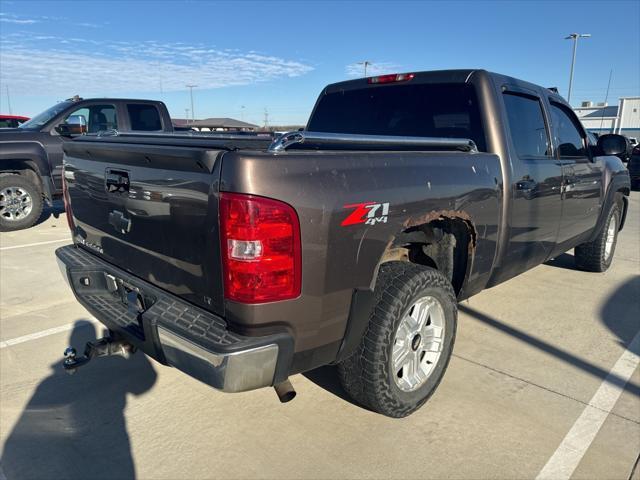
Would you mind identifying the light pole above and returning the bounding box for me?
[565,33,591,104]
[186,84,197,123]
[358,61,372,77]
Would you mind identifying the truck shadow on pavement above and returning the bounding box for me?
[544,252,579,271]
[1,320,157,480]
[303,365,361,407]
[33,199,65,228]
[459,275,640,397]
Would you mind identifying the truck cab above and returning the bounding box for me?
[0,97,174,231]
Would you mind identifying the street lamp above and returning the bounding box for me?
[565,33,591,104]
[358,61,372,77]
[186,84,197,123]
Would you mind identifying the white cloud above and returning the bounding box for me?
[345,62,403,78]
[0,17,38,24]
[0,34,314,95]
[76,22,104,28]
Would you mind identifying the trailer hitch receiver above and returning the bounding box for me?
[63,334,136,374]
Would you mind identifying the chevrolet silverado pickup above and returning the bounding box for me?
[56,70,630,417]
[0,97,175,231]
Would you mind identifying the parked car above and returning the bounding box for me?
[0,115,29,128]
[628,144,640,190]
[56,69,630,418]
[0,97,175,231]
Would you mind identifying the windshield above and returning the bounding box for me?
[307,83,486,151]
[19,101,74,129]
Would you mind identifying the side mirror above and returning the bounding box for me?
[597,134,627,156]
[55,115,87,136]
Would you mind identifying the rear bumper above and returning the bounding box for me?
[55,244,294,392]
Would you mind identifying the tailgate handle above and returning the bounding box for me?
[105,169,130,193]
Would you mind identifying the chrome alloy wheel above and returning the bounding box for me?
[0,186,33,222]
[392,295,446,392]
[604,213,617,261]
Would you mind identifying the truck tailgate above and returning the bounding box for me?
[63,139,225,316]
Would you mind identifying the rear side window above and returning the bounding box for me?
[550,103,587,158]
[503,93,550,158]
[307,83,486,151]
[0,119,18,128]
[127,104,162,131]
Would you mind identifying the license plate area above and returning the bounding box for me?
[104,274,156,315]
[69,268,156,340]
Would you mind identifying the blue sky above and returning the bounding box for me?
[1,0,639,126]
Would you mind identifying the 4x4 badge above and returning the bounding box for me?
[341,202,390,226]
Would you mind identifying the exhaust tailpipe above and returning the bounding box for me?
[274,379,296,403]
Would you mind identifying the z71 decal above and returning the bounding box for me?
[341,202,390,226]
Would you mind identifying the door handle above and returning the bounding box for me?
[105,169,130,193]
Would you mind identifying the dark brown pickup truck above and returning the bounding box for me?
[56,70,630,417]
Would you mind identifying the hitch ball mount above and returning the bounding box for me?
[63,333,136,374]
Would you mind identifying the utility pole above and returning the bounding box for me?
[186,84,197,123]
[263,108,269,130]
[565,33,591,104]
[6,85,12,115]
[358,61,372,77]
[599,69,613,132]
[185,108,190,123]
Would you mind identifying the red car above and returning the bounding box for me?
[0,115,30,128]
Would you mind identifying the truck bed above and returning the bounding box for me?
[63,133,501,362]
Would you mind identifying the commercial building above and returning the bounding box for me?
[574,96,640,139]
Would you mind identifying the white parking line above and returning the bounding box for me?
[0,239,69,251]
[536,330,640,480]
[0,320,98,349]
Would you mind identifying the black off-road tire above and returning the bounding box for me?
[0,174,43,232]
[337,262,457,418]
[574,198,621,272]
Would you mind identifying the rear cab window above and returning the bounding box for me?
[307,83,486,151]
[127,104,163,131]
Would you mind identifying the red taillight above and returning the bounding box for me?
[368,73,415,84]
[219,192,301,304]
[61,168,75,231]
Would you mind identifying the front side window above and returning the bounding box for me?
[503,93,550,158]
[550,103,587,158]
[127,104,162,131]
[65,104,118,134]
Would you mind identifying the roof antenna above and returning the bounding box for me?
[599,69,613,133]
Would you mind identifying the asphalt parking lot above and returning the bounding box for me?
[1,195,639,480]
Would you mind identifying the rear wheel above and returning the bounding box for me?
[574,199,621,272]
[337,262,457,418]
[0,174,43,232]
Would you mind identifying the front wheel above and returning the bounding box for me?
[574,200,621,272]
[337,262,457,418]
